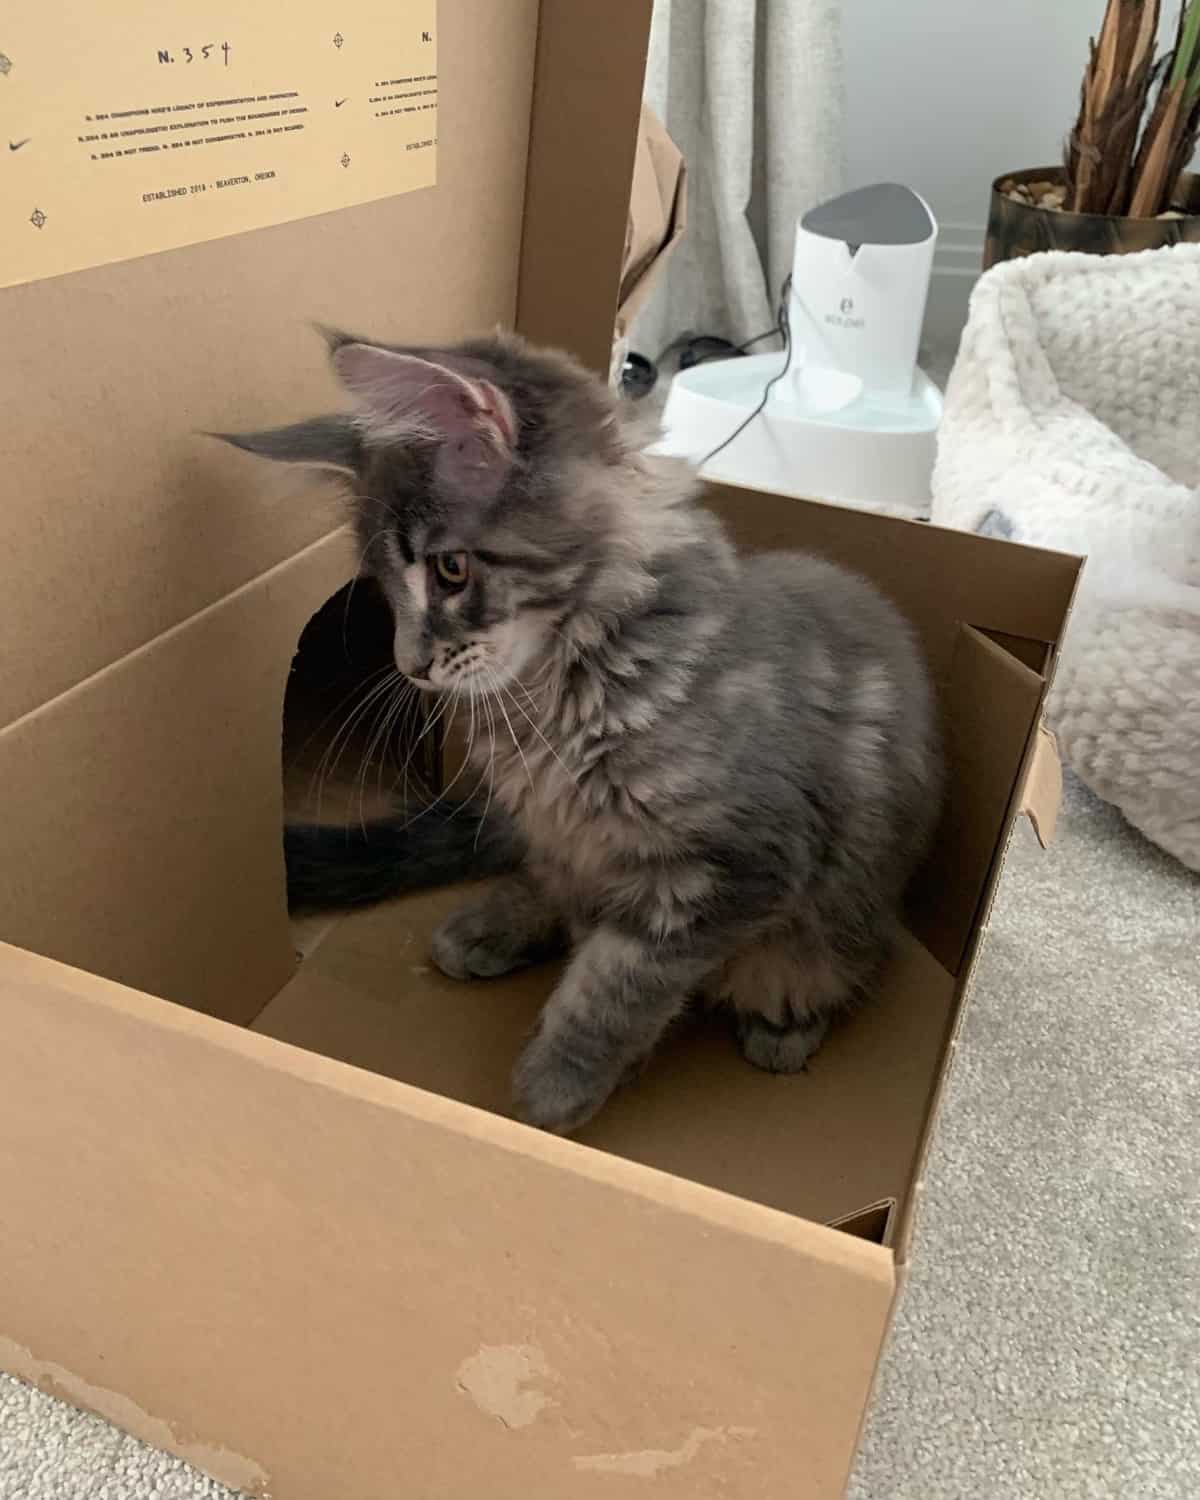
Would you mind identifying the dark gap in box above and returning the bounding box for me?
[283,577,443,831]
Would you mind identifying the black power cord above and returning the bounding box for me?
[698,272,793,468]
[683,323,783,367]
[622,313,788,401]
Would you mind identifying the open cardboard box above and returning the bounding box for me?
[0,2,1081,1496]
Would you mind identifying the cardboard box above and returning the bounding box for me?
[0,3,1080,1496]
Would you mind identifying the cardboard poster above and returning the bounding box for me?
[0,0,437,288]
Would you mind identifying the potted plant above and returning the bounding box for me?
[985,0,1200,268]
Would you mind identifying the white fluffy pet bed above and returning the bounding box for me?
[932,245,1200,871]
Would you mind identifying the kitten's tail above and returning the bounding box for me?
[284,804,521,913]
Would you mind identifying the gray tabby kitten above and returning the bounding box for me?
[221,330,942,1135]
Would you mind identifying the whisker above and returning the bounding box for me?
[356,676,418,830]
[394,688,455,810]
[309,669,405,818]
[486,668,536,798]
[346,675,413,831]
[339,523,396,653]
[448,687,479,819]
[434,685,485,807]
[394,682,485,832]
[474,684,499,851]
[498,679,579,788]
[510,671,549,716]
[286,662,392,773]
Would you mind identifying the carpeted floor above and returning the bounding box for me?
[850,771,1200,1499]
[2,771,1197,1499]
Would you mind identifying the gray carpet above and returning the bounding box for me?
[2,772,1197,1499]
[850,771,1200,1499]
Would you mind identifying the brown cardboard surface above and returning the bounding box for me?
[0,939,893,1500]
[0,530,354,1022]
[516,0,653,375]
[704,485,1080,684]
[0,0,538,729]
[256,891,958,1227]
[909,625,1047,974]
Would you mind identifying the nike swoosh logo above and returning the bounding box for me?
[334,98,349,108]
[9,138,31,152]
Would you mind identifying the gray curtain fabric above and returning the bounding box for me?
[633,0,846,361]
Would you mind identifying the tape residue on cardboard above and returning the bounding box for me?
[0,1334,271,1495]
[454,1343,557,1429]
[574,1425,755,1477]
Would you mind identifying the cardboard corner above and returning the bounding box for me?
[828,1199,897,1249]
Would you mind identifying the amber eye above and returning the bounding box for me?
[433,551,470,590]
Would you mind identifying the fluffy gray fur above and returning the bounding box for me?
[219,330,943,1134]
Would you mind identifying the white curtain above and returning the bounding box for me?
[633,0,846,360]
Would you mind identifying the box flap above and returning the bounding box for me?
[907,625,1047,974]
[704,487,1081,679]
[0,941,893,1499]
[516,0,653,375]
[0,0,540,729]
[0,531,353,1021]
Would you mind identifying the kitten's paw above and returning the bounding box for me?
[511,1034,615,1135]
[737,1012,831,1074]
[431,902,534,981]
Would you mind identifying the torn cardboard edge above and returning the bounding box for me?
[1019,724,1063,848]
[0,1334,270,1497]
[618,105,687,336]
[609,105,687,383]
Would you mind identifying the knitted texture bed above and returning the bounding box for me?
[932,245,1200,870]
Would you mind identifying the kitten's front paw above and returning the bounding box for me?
[736,1011,831,1074]
[431,901,532,981]
[511,1033,616,1135]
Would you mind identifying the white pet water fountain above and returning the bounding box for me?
[654,183,943,518]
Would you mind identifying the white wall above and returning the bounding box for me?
[842,0,1184,350]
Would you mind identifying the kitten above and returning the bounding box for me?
[219,329,943,1134]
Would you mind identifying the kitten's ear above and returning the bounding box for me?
[208,415,360,477]
[331,342,515,502]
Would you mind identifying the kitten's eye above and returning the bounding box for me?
[433,551,470,590]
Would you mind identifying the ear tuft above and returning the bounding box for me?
[207,415,361,476]
[331,342,516,503]
[311,322,359,356]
